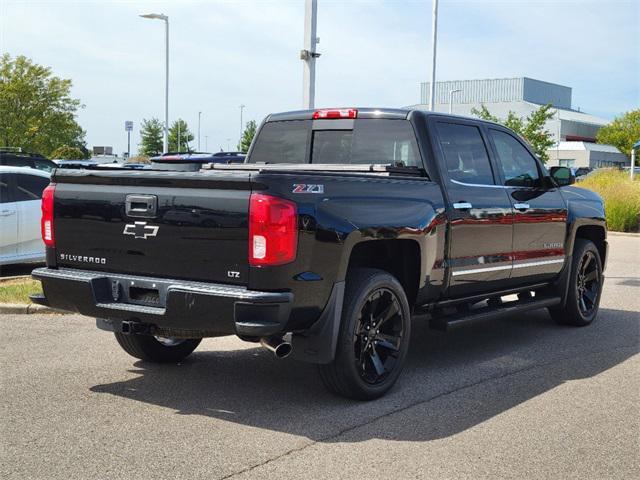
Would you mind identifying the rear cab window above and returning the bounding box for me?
[248,118,422,168]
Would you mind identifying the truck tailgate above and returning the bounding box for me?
[52,170,252,285]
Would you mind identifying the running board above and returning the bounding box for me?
[429,295,562,331]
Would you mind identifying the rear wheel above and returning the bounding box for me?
[549,239,603,326]
[114,333,201,363]
[319,268,411,400]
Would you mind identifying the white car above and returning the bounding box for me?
[0,166,51,266]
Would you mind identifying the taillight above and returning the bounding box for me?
[312,108,358,119]
[249,193,297,266]
[41,184,56,247]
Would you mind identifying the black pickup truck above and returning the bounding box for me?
[32,108,607,399]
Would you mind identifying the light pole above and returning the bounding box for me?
[239,104,245,147]
[428,0,439,111]
[198,111,202,151]
[177,120,181,152]
[448,88,461,114]
[301,0,319,109]
[631,140,640,181]
[140,13,169,153]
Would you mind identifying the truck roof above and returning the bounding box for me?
[266,107,501,126]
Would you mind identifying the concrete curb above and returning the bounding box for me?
[0,303,67,315]
[608,231,640,238]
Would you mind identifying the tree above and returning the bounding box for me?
[471,103,556,163]
[238,120,257,153]
[50,145,85,160]
[0,54,87,156]
[596,109,640,163]
[168,119,194,152]
[139,118,163,156]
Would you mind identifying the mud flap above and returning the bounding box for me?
[290,281,345,364]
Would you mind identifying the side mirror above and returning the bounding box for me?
[549,166,575,187]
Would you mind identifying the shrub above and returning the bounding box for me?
[579,169,640,232]
[50,145,85,160]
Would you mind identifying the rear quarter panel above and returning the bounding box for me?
[248,173,446,329]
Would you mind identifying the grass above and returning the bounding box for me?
[0,279,42,304]
[578,169,640,232]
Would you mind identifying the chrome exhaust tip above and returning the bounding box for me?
[260,336,292,359]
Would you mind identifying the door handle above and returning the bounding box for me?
[453,202,473,210]
[0,210,16,217]
[513,203,530,211]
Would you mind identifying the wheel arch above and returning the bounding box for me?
[341,238,423,307]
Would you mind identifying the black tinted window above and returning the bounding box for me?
[312,130,353,164]
[312,120,420,166]
[14,174,49,201]
[490,129,541,187]
[350,119,420,166]
[436,123,495,185]
[249,120,308,164]
[250,119,421,167]
[3,157,32,168]
[0,174,9,203]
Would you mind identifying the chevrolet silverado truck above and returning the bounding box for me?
[31,108,607,400]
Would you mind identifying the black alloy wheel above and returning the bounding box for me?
[354,288,404,385]
[549,238,603,326]
[576,250,601,317]
[319,268,411,400]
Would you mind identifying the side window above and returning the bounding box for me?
[14,174,49,202]
[0,174,10,203]
[34,159,55,172]
[5,157,32,168]
[435,122,495,185]
[490,129,541,187]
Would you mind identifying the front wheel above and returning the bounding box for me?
[549,239,603,326]
[319,268,411,400]
[114,333,201,363]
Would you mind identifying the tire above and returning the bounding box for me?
[114,333,201,363]
[319,268,411,400]
[549,238,603,326]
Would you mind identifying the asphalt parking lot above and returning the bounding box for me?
[2,235,639,480]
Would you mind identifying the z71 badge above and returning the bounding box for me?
[292,184,324,194]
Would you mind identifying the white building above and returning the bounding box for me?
[409,77,610,144]
[546,142,628,169]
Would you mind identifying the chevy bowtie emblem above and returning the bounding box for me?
[123,221,159,239]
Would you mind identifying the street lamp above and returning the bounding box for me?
[239,104,245,146]
[198,111,202,151]
[140,13,169,154]
[448,88,461,114]
[428,0,439,111]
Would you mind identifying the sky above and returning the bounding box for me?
[1,0,638,155]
